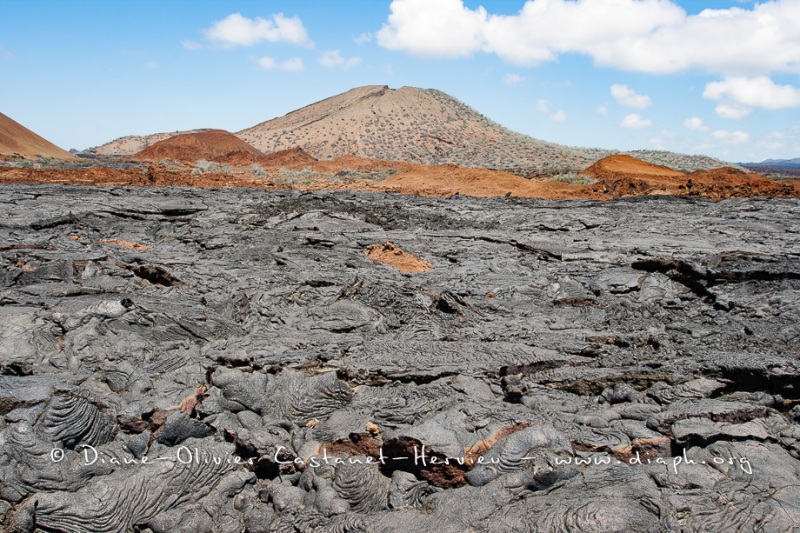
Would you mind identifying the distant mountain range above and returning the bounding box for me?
[86,85,735,175]
[747,158,800,168]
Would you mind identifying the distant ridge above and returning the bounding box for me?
[87,85,737,174]
[89,129,211,157]
[0,112,74,160]
[748,157,800,167]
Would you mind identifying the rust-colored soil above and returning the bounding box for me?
[1,154,797,202]
[365,242,432,273]
[583,156,796,201]
[376,164,591,199]
[99,239,153,252]
[257,147,318,169]
[0,165,280,189]
[310,154,416,174]
[583,154,685,179]
[134,129,263,163]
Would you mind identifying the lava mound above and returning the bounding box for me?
[133,129,263,163]
[258,147,318,169]
[582,154,686,181]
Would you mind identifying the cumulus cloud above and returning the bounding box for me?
[756,134,785,151]
[610,84,652,108]
[711,129,750,144]
[354,32,372,45]
[596,105,609,116]
[258,56,304,71]
[376,0,800,76]
[376,0,487,58]
[535,99,550,113]
[714,103,752,120]
[504,73,524,86]
[536,100,565,121]
[318,50,362,69]
[649,136,666,150]
[182,40,204,51]
[620,114,653,129]
[683,117,709,131]
[704,76,800,109]
[204,13,312,48]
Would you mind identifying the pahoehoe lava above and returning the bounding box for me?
[1,183,799,532]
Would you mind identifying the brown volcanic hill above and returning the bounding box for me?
[582,154,686,180]
[236,85,598,173]
[0,112,74,160]
[88,129,209,156]
[134,129,263,163]
[258,147,318,169]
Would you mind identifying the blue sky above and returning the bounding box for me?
[1,0,798,162]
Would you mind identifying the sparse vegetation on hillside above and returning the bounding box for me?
[0,155,143,171]
[192,159,233,175]
[551,172,598,185]
[249,163,266,177]
[88,86,742,177]
[275,167,326,185]
[623,150,743,172]
[330,167,399,183]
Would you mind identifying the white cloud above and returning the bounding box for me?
[704,76,800,109]
[376,0,487,58]
[714,103,752,120]
[757,140,784,151]
[182,40,203,51]
[281,58,304,71]
[755,131,786,150]
[503,73,524,86]
[536,100,565,121]
[683,117,709,131]
[711,129,750,144]
[620,114,653,129]
[596,105,609,116]
[535,99,550,113]
[354,32,372,45]
[258,57,278,69]
[610,84,651,108]
[376,0,800,76]
[204,13,312,48]
[258,56,304,71]
[318,50,362,69]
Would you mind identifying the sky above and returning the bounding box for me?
[1,0,799,163]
